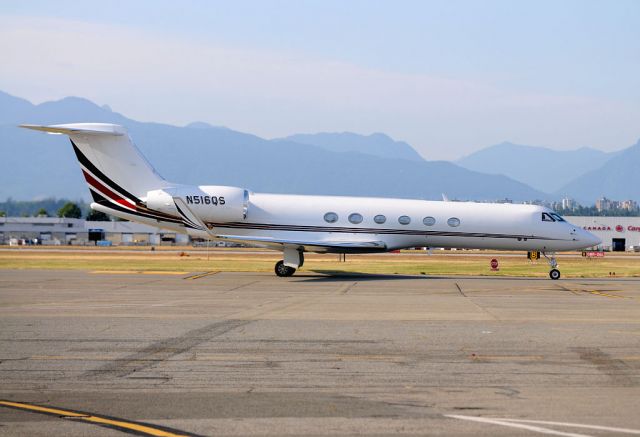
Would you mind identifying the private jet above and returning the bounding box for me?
[21,123,601,279]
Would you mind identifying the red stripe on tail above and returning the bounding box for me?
[82,170,137,210]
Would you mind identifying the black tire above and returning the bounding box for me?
[549,268,561,280]
[275,260,296,277]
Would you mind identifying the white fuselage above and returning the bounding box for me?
[131,185,599,253]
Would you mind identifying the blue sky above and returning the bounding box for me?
[1,0,639,159]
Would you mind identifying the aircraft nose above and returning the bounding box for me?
[581,229,601,247]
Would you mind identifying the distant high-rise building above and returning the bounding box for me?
[561,197,576,210]
[595,197,613,212]
[620,199,638,211]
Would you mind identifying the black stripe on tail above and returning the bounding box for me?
[70,139,142,205]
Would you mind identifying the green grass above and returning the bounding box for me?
[1,249,639,278]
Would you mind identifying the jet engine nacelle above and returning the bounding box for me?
[146,185,250,223]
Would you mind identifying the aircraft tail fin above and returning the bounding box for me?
[20,123,166,210]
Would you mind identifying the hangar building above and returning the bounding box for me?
[0,217,189,246]
[566,216,640,251]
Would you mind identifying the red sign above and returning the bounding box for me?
[490,258,499,270]
[616,225,624,232]
[584,251,605,258]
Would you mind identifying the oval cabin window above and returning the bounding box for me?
[348,213,363,224]
[324,212,338,223]
[398,215,411,225]
[423,216,436,226]
[447,217,460,227]
[374,214,386,224]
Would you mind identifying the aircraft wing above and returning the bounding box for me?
[215,234,387,252]
[171,196,386,252]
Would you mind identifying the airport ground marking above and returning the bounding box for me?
[556,284,629,299]
[91,270,189,275]
[497,418,640,435]
[446,415,590,436]
[0,400,200,437]
[446,414,640,436]
[183,270,219,280]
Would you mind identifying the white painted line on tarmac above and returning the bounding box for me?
[445,415,591,437]
[446,415,640,436]
[499,418,640,435]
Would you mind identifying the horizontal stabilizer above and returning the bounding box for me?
[19,123,125,136]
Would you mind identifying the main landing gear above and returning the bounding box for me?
[274,247,304,277]
[275,260,296,277]
[543,252,561,280]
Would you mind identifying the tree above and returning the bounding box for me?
[86,209,110,221]
[36,208,49,217]
[57,202,82,219]
[0,211,5,217]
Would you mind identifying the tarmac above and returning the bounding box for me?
[0,269,639,436]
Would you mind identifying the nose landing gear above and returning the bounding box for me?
[543,252,561,280]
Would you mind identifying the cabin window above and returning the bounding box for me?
[542,212,555,222]
[550,213,565,222]
[423,216,436,226]
[324,212,338,223]
[398,215,411,225]
[447,217,460,227]
[348,213,363,224]
[374,214,386,224]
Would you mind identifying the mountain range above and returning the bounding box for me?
[0,90,637,204]
[456,142,619,193]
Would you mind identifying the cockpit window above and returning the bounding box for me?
[550,213,565,222]
[542,212,555,222]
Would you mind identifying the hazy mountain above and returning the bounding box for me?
[184,121,229,130]
[457,142,618,193]
[1,91,548,202]
[556,139,640,203]
[282,132,424,162]
[0,90,32,118]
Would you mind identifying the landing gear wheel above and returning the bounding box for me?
[543,252,560,280]
[275,260,296,277]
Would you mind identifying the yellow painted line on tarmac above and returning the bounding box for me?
[585,289,628,299]
[0,400,195,437]
[30,355,115,361]
[560,285,629,299]
[90,270,189,275]
[609,330,640,337]
[183,271,219,280]
[0,401,87,417]
[470,355,545,361]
